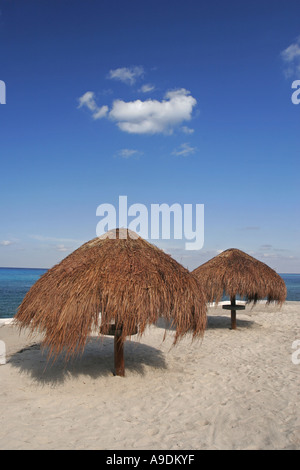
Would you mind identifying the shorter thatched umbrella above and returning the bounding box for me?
[193,248,286,329]
[15,229,207,376]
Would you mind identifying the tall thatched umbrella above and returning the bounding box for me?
[192,248,286,329]
[15,229,207,376]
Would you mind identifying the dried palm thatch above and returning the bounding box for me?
[192,248,286,329]
[15,229,207,374]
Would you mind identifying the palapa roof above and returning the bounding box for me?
[15,229,207,359]
[192,248,286,305]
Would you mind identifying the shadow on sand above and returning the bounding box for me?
[8,336,167,385]
[155,314,255,331]
[206,315,255,330]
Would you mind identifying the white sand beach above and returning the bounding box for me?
[0,301,299,450]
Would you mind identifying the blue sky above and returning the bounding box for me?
[0,0,300,272]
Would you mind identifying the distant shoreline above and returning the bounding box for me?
[1,270,299,320]
[0,267,48,271]
[1,300,299,324]
[0,267,300,275]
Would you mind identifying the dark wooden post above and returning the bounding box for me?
[114,331,125,377]
[231,296,237,330]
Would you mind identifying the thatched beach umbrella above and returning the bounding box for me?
[15,229,207,376]
[192,248,286,329]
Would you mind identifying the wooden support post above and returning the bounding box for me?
[231,296,237,330]
[114,332,125,377]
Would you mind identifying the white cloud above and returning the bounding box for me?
[108,66,144,85]
[115,148,142,159]
[109,88,197,134]
[30,235,84,244]
[77,92,108,120]
[139,83,155,93]
[0,240,13,246]
[281,40,300,62]
[181,126,194,134]
[281,37,300,77]
[93,106,109,119]
[56,244,69,252]
[78,87,197,134]
[172,142,196,157]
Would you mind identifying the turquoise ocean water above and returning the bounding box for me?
[0,267,299,319]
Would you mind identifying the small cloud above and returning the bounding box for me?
[115,149,142,159]
[56,244,69,252]
[30,235,84,244]
[139,83,155,93]
[77,92,108,120]
[260,244,272,249]
[0,240,13,246]
[93,106,109,119]
[77,91,97,111]
[261,252,277,259]
[181,126,194,135]
[110,89,197,134]
[281,36,300,78]
[108,66,144,85]
[109,88,197,134]
[172,142,196,157]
